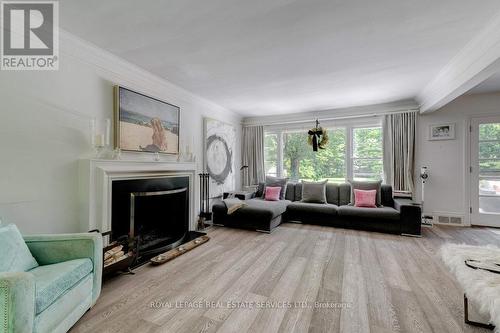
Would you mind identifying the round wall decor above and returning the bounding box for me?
[206,135,233,185]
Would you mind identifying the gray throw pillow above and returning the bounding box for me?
[301,180,328,204]
[348,180,382,206]
[262,176,288,200]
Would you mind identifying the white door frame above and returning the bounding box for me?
[465,117,472,226]
[468,115,500,227]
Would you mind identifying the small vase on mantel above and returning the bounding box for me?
[112,148,122,160]
[178,141,196,162]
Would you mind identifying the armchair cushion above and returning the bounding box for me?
[23,233,102,306]
[29,258,93,314]
[0,224,38,272]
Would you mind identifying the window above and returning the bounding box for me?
[478,122,500,214]
[264,124,383,183]
[352,127,383,181]
[282,129,346,182]
[264,133,278,176]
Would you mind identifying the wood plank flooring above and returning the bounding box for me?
[71,224,500,333]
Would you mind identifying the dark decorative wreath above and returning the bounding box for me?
[308,126,328,151]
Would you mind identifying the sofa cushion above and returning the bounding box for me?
[354,189,377,208]
[256,182,265,198]
[221,198,289,220]
[287,202,338,215]
[29,258,93,314]
[301,180,327,203]
[349,180,382,206]
[325,183,340,205]
[338,206,400,220]
[249,198,289,218]
[0,224,39,272]
[262,176,288,200]
[294,183,303,201]
[264,186,281,201]
[284,183,295,201]
[338,183,351,206]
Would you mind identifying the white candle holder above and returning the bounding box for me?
[90,118,111,159]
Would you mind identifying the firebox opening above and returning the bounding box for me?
[111,176,191,266]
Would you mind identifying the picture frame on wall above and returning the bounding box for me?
[113,86,180,154]
[204,118,236,199]
[429,123,455,141]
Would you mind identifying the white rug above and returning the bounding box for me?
[440,243,500,330]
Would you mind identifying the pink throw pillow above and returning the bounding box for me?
[265,186,281,201]
[354,189,377,208]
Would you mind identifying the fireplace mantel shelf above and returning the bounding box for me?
[85,158,196,168]
[87,158,196,165]
[78,158,197,236]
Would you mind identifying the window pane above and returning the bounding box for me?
[352,127,383,180]
[282,128,346,182]
[353,127,382,158]
[353,159,383,181]
[479,179,500,197]
[479,160,500,173]
[264,133,278,176]
[479,142,500,159]
[479,123,500,141]
[479,197,500,214]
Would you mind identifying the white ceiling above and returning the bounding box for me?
[468,73,500,95]
[60,0,500,116]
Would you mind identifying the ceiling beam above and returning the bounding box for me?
[417,11,500,113]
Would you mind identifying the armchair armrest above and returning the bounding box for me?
[0,272,35,333]
[394,198,422,236]
[23,233,103,305]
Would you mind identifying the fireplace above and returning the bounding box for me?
[111,176,191,266]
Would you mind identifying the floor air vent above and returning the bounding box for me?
[433,213,463,225]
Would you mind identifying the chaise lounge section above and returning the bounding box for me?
[212,197,290,233]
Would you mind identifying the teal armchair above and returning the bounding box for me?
[1,232,102,333]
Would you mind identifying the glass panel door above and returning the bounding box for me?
[471,117,500,226]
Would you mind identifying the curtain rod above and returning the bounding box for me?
[242,108,419,127]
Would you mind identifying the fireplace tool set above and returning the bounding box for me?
[198,172,212,230]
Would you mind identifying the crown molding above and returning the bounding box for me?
[242,99,419,127]
[417,11,500,113]
[58,29,241,122]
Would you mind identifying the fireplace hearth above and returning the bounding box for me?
[112,176,195,266]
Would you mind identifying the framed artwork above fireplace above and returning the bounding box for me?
[114,86,180,154]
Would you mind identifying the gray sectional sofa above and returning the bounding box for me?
[212,182,421,236]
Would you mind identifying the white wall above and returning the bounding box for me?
[415,92,500,224]
[0,32,242,234]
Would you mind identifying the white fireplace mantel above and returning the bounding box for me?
[78,159,197,234]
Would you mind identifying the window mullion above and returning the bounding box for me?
[346,126,353,181]
[277,130,284,177]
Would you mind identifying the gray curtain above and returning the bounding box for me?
[242,126,265,187]
[383,112,417,193]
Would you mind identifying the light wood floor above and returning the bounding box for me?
[71,224,500,333]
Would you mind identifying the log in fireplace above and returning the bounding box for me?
[111,176,197,266]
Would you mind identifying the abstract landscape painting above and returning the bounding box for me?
[115,86,179,154]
